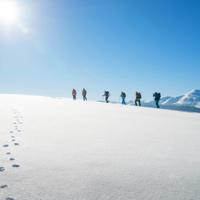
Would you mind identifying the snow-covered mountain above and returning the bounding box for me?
[176,89,200,107]
[145,89,200,108]
[159,95,183,105]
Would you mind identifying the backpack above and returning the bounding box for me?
[121,92,126,98]
[82,89,87,96]
[105,91,109,97]
[72,89,77,96]
[136,92,141,99]
[154,92,161,100]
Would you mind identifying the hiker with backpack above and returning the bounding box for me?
[120,92,126,105]
[82,88,87,101]
[103,91,110,103]
[72,89,77,100]
[135,91,142,106]
[153,92,161,108]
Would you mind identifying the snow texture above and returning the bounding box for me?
[0,94,200,200]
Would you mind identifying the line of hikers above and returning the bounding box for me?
[72,88,161,108]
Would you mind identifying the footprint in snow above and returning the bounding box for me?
[5,197,15,200]
[0,167,5,172]
[11,139,15,142]
[9,158,15,161]
[0,185,8,189]
[3,145,9,148]
[9,131,13,133]
[14,143,19,146]
[6,152,11,155]
[12,164,20,168]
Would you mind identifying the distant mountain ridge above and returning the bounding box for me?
[145,89,200,107]
[176,89,200,108]
[143,89,200,113]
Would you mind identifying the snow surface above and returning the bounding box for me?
[0,94,200,200]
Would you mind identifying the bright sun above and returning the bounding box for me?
[0,0,20,25]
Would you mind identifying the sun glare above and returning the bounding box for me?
[0,0,19,25]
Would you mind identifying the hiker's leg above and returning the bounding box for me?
[135,100,137,106]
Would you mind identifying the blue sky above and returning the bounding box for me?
[0,0,199,101]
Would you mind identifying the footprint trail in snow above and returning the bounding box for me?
[0,109,24,200]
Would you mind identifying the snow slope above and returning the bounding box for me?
[0,94,200,200]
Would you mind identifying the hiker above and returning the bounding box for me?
[72,89,77,100]
[82,88,87,101]
[103,91,110,103]
[135,91,142,106]
[153,92,161,108]
[120,92,126,105]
